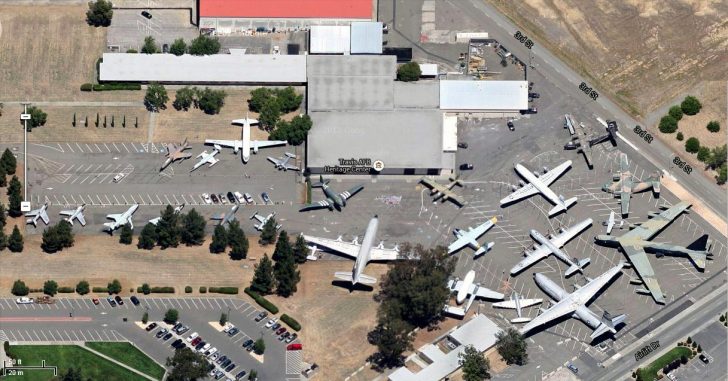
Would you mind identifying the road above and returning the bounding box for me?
[456,0,727,220]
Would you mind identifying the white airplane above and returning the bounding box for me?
[190,145,221,172]
[211,205,239,225]
[520,262,627,339]
[25,202,50,227]
[603,211,624,234]
[443,270,504,317]
[510,218,593,277]
[250,211,281,231]
[205,115,287,163]
[501,161,578,216]
[448,217,497,257]
[59,204,86,226]
[303,216,400,285]
[267,153,300,171]
[149,204,185,225]
[104,204,139,234]
[492,292,543,323]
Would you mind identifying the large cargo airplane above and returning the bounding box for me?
[299,175,364,212]
[500,160,577,216]
[205,116,287,163]
[104,204,139,234]
[447,217,497,257]
[303,216,400,285]
[443,270,504,317]
[419,176,466,207]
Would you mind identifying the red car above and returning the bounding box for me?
[276,327,287,335]
[287,343,302,351]
[92,298,100,305]
[191,337,202,346]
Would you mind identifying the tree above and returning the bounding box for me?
[75,280,90,295]
[219,313,228,326]
[1,148,17,175]
[196,87,227,114]
[227,220,249,260]
[144,83,169,112]
[718,163,727,185]
[258,98,281,131]
[658,115,678,133]
[141,36,159,54]
[119,223,133,244]
[459,344,491,381]
[707,121,720,133]
[169,38,187,56]
[253,337,265,355]
[27,106,47,130]
[86,0,113,27]
[259,217,278,245]
[165,347,208,381]
[292,234,309,264]
[142,311,149,324]
[181,209,206,245]
[271,230,291,261]
[273,231,300,297]
[173,86,196,111]
[275,87,303,113]
[107,279,122,294]
[697,146,711,162]
[156,205,181,249]
[42,221,74,253]
[138,223,158,250]
[668,105,683,121]
[7,176,22,217]
[251,254,275,295]
[681,95,702,115]
[248,88,274,113]
[11,279,29,296]
[164,308,179,324]
[43,280,58,296]
[188,35,221,55]
[708,145,727,169]
[60,367,83,381]
[248,370,257,380]
[141,283,151,295]
[269,114,313,146]
[0,165,6,187]
[685,137,700,153]
[676,132,684,141]
[367,315,412,368]
[495,328,528,365]
[8,225,23,252]
[209,224,228,254]
[397,62,421,82]
[680,355,688,364]
[0,203,6,229]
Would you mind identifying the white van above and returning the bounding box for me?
[113,173,126,183]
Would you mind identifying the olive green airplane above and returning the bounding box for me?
[602,153,660,216]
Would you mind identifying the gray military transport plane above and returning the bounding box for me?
[595,201,712,304]
[299,175,364,212]
[419,176,466,207]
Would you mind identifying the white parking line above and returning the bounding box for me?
[66,143,74,153]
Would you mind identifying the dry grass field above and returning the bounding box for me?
[487,0,728,117]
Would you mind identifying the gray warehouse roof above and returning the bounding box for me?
[308,110,444,169]
[99,53,307,83]
[393,82,439,109]
[350,21,383,54]
[439,80,528,111]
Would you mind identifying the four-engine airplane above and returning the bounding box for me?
[205,115,287,163]
[500,160,577,216]
[448,217,497,257]
[419,176,466,207]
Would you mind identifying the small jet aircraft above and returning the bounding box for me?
[443,270,504,317]
[602,153,660,216]
[300,175,364,212]
[211,205,239,226]
[149,204,185,225]
[500,160,577,217]
[447,217,497,257]
[267,153,299,171]
[104,204,139,234]
[205,115,287,163]
[603,211,624,234]
[190,145,221,172]
[160,138,192,170]
[520,262,627,339]
[59,204,86,226]
[492,292,543,323]
[510,218,593,277]
[25,202,50,227]
[250,211,281,231]
[595,202,712,304]
[303,216,400,285]
[419,176,466,207]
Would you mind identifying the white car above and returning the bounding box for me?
[222,323,234,333]
[112,173,126,183]
[199,343,211,353]
[265,318,278,328]
[186,332,199,342]
[202,193,212,205]
[233,191,244,204]
[244,193,254,204]
[16,297,33,304]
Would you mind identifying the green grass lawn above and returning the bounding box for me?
[638,346,692,380]
[85,342,165,380]
[3,345,150,381]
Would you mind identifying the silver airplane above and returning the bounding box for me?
[510,218,593,277]
[25,202,50,227]
[443,270,504,317]
[104,204,139,234]
[190,145,221,172]
[521,262,627,339]
[205,115,287,163]
[250,211,281,231]
[59,204,86,226]
[211,204,239,225]
[447,217,497,257]
[303,216,400,285]
[501,160,577,216]
[267,153,300,171]
[492,292,543,323]
[300,175,364,212]
[149,204,185,225]
[603,211,623,234]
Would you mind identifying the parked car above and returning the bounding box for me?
[106,296,116,307]
[92,298,99,305]
[191,337,202,346]
[271,323,281,331]
[162,44,169,53]
[242,339,254,349]
[244,193,254,204]
[520,107,538,114]
[219,193,227,204]
[177,325,189,335]
[112,173,125,183]
[279,332,290,341]
[195,341,207,351]
[210,352,220,361]
[199,343,211,353]
[265,318,277,328]
[566,363,578,374]
[16,297,33,304]
[216,355,227,364]
[222,323,233,333]
[211,194,219,204]
[114,295,124,305]
[162,332,173,341]
[172,323,182,332]
[699,353,711,364]
[130,295,140,305]
[145,322,158,332]
[235,370,247,380]
[233,191,244,204]
[171,338,183,348]
[220,358,232,368]
[225,363,236,372]
[227,327,239,337]
[202,193,212,204]
[141,10,152,19]
[287,343,303,351]
[226,192,237,203]
[459,163,474,170]
[275,327,287,335]
[186,332,199,342]
[261,192,272,204]
[285,333,298,343]
[666,373,676,381]
[457,142,468,149]
[528,92,540,98]
[254,311,268,322]
[156,328,168,338]
[205,347,217,357]
[507,120,515,131]
[214,370,225,380]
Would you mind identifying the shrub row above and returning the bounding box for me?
[185,286,192,293]
[57,287,75,293]
[136,286,175,294]
[199,286,207,293]
[92,287,108,293]
[244,288,279,314]
[208,287,239,295]
[280,314,301,331]
[80,83,142,91]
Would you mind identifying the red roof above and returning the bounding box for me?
[200,0,372,19]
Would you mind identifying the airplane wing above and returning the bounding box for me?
[299,199,332,212]
[623,201,691,241]
[500,183,539,204]
[205,157,219,166]
[492,298,542,309]
[303,235,360,258]
[25,209,40,217]
[253,140,287,148]
[284,163,300,171]
[339,185,364,200]
[510,247,550,274]
[622,245,665,303]
[165,143,176,154]
[473,286,504,300]
[59,210,75,216]
[149,217,161,225]
[551,218,593,247]
[419,177,443,191]
[171,152,192,160]
[106,213,123,222]
[205,139,241,149]
[468,218,496,238]
[448,235,476,253]
[538,161,572,186]
[620,192,630,215]
[267,157,282,166]
[40,210,49,224]
[76,213,86,226]
[441,190,466,206]
[369,246,400,261]
[521,297,579,334]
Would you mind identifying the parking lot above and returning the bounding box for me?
[107,9,199,52]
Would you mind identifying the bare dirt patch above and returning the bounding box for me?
[487,0,728,117]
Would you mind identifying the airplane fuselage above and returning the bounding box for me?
[352,217,379,284]
[242,121,251,163]
[66,206,85,224]
[516,164,562,207]
[456,271,476,304]
[322,185,344,209]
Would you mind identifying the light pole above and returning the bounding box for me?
[20,102,30,202]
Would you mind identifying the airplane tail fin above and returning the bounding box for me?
[565,258,591,277]
[358,273,377,284]
[590,311,626,339]
[334,272,377,285]
[685,234,713,269]
[312,175,328,187]
[442,305,466,318]
[549,197,577,216]
[473,242,495,257]
[650,174,661,195]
